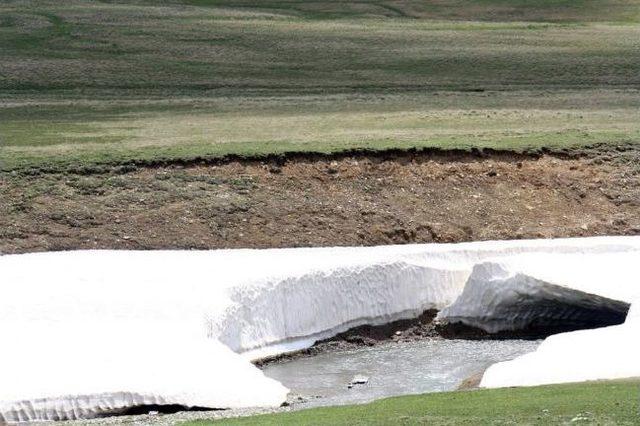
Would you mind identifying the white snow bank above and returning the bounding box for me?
[437,252,638,333]
[215,258,470,359]
[0,322,288,423]
[480,299,640,388]
[448,251,640,388]
[1,236,639,421]
[213,237,640,358]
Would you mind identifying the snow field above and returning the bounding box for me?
[1,236,639,421]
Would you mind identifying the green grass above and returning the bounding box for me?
[1,2,639,94]
[182,0,640,22]
[2,0,639,95]
[0,0,639,171]
[1,89,639,171]
[183,379,640,425]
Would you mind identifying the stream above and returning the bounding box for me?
[263,339,541,407]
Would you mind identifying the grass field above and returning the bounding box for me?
[1,0,639,170]
[183,379,640,425]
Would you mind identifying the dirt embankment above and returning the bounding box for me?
[1,145,639,254]
[254,310,442,367]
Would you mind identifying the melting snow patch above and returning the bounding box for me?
[215,258,470,359]
[480,301,640,388]
[437,253,637,334]
[0,236,639,421]
[0,322,288,423]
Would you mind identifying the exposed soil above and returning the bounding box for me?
[254,310,441,367]
[456,371,485,391]
[1,144,639,254]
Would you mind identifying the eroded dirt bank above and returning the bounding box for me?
[1,145,639,254]
[254,310,442,367]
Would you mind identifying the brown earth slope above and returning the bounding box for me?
[1,145,638,254]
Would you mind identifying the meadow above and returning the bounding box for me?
[1,0,639,170]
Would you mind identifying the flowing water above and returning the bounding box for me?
[263,339,541,407]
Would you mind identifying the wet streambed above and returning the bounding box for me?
[263,339,541,407]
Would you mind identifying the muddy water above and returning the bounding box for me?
[263,339,541,407]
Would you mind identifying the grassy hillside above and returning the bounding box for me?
[2,1,639,94]
[182,0,640,22]
[0,0,639,170]
[183,379,640,425]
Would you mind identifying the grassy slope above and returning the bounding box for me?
[184,0,640,22]
[184,379,640,426]
[0,0,639,170]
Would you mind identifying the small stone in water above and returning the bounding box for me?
[349,375,369,387]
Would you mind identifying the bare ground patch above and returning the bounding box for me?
[1,146,639,254]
